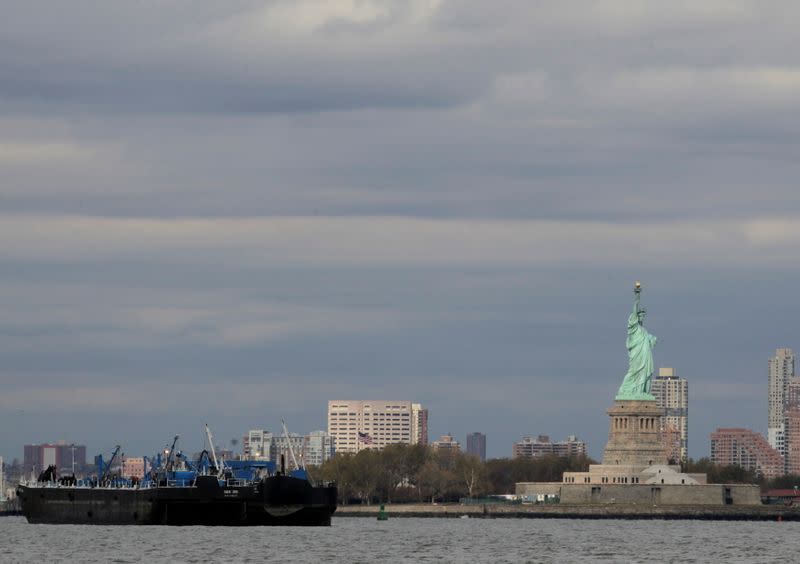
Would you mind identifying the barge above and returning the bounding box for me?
[16,426,337,526]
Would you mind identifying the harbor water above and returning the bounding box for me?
[1,515,795,563]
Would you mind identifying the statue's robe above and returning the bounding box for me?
[616,310,657,399]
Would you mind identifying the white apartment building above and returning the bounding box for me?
[242,429,334,466]
[327,400,427,454]
[768,348,795,455]
[305,431,336,466]
[243,429,274,460]
[651,367,689,463]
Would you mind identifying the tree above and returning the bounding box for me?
[350,449,382,504]
[317,453,357,504]
[455,453,486,499]
[763,474,800,491]
[417,458,455,503]
[377,444,410,503]
[684,458,760,485]
[402,444,429,497]
[484,455,595,493]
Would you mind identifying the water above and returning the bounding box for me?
[1,516,795,563]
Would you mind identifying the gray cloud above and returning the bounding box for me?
[1,1,799,460]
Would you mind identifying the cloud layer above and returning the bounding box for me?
[1,1,799,460]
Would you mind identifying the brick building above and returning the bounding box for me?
[710,428,784,479]
[783,378,800,474]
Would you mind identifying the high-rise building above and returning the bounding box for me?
[768,348,795,455]
[466,432,486,462]
[651,367,689,463]
[328,400,426,454]
[710,428,784,479]
[412,403,429,446]
[23,443,87,475]
[431,434,461,452]
[783,378,800,475]
[512,435,586,459]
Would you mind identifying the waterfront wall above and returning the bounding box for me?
[335,502,799,520]
[516,482,762,506]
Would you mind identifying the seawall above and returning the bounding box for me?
[335,503,800,521]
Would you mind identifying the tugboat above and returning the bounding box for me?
[16,425,337,526]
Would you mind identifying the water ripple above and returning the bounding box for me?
[0,516,796,563]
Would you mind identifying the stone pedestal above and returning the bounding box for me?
[602,400,667,467]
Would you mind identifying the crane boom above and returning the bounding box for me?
[101,445,121,482]
[281,419,300,471]
[205,424,221,476]
[165,435,179,472]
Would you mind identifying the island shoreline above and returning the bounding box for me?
[335,503,800,521]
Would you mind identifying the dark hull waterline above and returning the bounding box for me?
[17,475,337,526]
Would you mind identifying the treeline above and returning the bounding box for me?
[313,444,593,504]
[683,458,760,484]
[761,473,800,491]
[684,458,800,491]
[313,448,800,504]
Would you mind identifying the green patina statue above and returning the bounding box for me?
[615,282,658,401]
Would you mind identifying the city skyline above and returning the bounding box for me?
[0,349,795,463]
[2,3,800,462]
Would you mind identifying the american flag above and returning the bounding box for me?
[357,431,374,445]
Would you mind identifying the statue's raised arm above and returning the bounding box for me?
[616,282,657,401]
[629,286,641,329]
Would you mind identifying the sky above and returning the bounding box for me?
[1,1,799,463]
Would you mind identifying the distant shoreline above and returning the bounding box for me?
[335,503,800,521]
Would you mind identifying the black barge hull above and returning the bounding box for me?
[17,475,337,526]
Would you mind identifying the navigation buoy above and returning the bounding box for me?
[377,504,388,521]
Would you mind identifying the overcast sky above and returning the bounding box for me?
[2,1,799,463]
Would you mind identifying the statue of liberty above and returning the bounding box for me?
[616,282,658,400]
